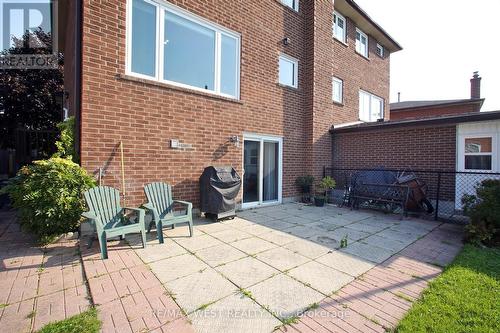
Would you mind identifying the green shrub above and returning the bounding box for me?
[295,175,315,193]
[462,179,500,246]
[53,116,77,162]
[1,158,95,243]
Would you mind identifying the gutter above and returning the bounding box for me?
[330,110,500,134]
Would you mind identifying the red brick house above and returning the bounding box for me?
[60,0,402,208]
[390,72,484,121]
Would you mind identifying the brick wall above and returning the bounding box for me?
[332,124,457,200]
[332,125,456,171]
[391,103,481,121]
[332,16,391,125]
[78,0,391,207]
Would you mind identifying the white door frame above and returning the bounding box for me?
[242,133,283,209]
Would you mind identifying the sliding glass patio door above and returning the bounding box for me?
[243,134,282,208]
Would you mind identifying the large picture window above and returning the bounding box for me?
[127,0,241,98]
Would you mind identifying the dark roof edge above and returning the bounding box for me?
[391,98,485,112]
[345,0,403,51]
[330,110,500,134]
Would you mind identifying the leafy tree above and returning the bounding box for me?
[0,28,63,150]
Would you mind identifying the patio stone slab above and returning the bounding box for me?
[240,214,277,224]
[165,268,237,314]
[231,237,278,255]
[340,242,396,264]
[283,225,324,239]
[283,239,332,259]
[195,243,247,267]
[256,219,296,231]
[317,216,354,227]
[164,225,203,238]
[287,261,354,296]
[195,222,232,234]
[362,234,412,253]
[135,239,188,263]
[149,254,208,283]
[216,256,279,288]
[259,210,292,220]
[280,216,316,225]
[239,224,274,236]
[189,293,281,333]
[316,251,375,277]
[376,229,421,243]
[248,274,324,319]
[209,229,252,243]
[307,234,340,250]
[257,230,297,246]
[346,220,392,233]
[255,247,310,272]
[0,299,35,333]
[173,234,223,252]
[330,227,372,241]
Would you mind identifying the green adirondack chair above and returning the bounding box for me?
[82,186,147,259]
[143,182,193,243]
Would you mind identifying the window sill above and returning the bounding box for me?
[355,51,370,61]
[277,82,299,91]
[333,101,344,107]
[117,74,244,105]
[333,37,349,48]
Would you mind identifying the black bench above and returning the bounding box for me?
[350,182,410,218]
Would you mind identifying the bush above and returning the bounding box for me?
[295,175,315,193]
[1,158,95,243]
[462,179,500,246]
[53,116,77,162]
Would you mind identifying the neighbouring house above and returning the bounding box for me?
[59,0,402,208]
[390,72,485,121]
[331,70,500,217]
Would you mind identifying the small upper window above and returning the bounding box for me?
[332,77,343,104]
[279,54,298,88]
[376,43,384,58]
[333,11,346,43]
[356,28,368,58]
[359,90,383,122]
[464,137,493,170]
[281,0,299,12]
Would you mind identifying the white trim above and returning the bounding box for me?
[376,43,384,57]
[125,0,241,99]
[242,133,283,209]
[359,89,384,122]
[332,77,343,103]
[279,53,299,89]
[355,27,369,58]
[281,0,299,12]
[333,11,347,43]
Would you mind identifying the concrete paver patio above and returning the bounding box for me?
[0,202,464,333]
[128,203,463,333]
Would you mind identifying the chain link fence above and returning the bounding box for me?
[324,167,500,223]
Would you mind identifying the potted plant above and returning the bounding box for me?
[314,176,336,207]
[295,175,315,203]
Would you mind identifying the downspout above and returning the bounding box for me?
[75,0,83,163]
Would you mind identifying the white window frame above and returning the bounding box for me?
[355,28,369,58]
[279,54,299,89]
[332,77,343,104]
[281,0,299,12]
[333,11,347,43]
[359,90,384,122]
[242,133,283,209]
[463,136,494,171]
[125,0,241,99]
[376,43,384,58]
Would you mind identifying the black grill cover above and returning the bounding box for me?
[200,166,241,215]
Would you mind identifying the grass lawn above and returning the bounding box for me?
[396,244,500,333]
[37,308,101,333]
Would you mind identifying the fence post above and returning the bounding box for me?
[434,172,441,221]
